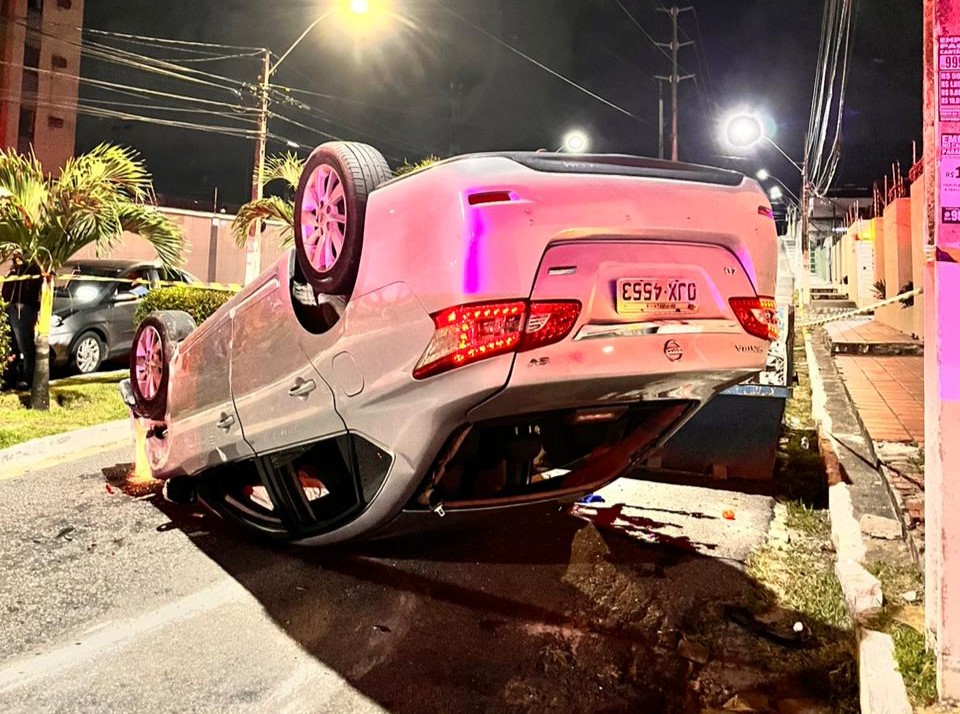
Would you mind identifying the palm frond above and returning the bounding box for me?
[58,144,153,202]
[232,197,294,247]
[0,147,49,237]
[115,204,183,266]
[261,152,305,192]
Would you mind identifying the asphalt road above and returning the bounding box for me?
[0,444,778,714]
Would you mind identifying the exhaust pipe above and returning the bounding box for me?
[162,476,197,505]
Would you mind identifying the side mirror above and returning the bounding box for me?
[114,291,138,303]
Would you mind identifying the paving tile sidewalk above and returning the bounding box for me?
[822,317,926,558]
[835,354,925,443]
[824,316,923,354]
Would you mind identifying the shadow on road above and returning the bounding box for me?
[102,466,857,714]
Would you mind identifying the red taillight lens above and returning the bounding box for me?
[413,299,582,379]
[729,296,779,341]
[520,301,581,352]
[413,301,526,379]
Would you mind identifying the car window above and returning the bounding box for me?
[124,268,152,298]
[161,267,193,285]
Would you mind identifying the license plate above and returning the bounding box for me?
[616,278,700,315]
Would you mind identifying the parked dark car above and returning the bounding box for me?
[49,260,197,374]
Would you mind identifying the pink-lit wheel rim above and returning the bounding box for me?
[134,325,163,400]
[300,163,347,272]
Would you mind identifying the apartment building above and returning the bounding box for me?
[0,0,83,171]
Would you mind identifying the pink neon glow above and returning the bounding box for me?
[464,204,486,294]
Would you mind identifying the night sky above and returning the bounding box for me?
[77,0,922,208]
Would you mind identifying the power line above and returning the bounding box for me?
[1,17,253,95]
[0,93,259,139]
[615,0,679,68]
[152,50,264,64]
[271,83,446,156]
[270,82,438,120]
[0,59,247,111]
[439,3,646,123]
[84,27,263,53]
[78,96,258,125]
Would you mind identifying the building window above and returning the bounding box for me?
[24,44,40,68]
[48,115,64,129]
[56,0,71,8]
[27,0,41,10]
[17,108,35,153]
[52,54,68,69]
[21,69,38,95]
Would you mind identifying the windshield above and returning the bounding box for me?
[54,265,123,303]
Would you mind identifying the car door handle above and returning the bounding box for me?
[288,378,317,398]
[216,413,235,430]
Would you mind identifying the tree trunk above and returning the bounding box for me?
[29,275,53,411]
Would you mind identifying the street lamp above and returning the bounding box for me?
[722,110,811,302]
[245,0,386,282]
[769,185,784,202]
[725,113,763,149]
[756,168,770,181]
[560,129,590,153]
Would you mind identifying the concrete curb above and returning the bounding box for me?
[859,629,913,714]
[0,419,131,476]
[803,330,912,714]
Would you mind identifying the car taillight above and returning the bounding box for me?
[413,299,581,379]
[519,300,581,352]
[413,301,526,379]
[729,296,779,341]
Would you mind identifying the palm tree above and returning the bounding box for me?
[232,152,304,248]
[0,144,183,410]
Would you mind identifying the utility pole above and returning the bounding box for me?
[245,49,271,285]
[656,6,694,161]
[800,164,811,305]
[656,78,665,159]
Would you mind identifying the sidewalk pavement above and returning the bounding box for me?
[825,317,924,355]
[821,315,926,559]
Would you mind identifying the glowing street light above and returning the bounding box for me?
[721,107,811,301]
[724,113,763,149]
[769,185,784,201]
[756,168,770,181]
[561,130,590,153]
[246,0,391,283]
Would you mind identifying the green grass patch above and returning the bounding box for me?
[890,621,937,706]
[749,543,853,632]
[864,561,933,704]
[0,372,127,449]
[784,501,829,536]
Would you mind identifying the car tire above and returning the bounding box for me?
[293,141,392,297]
[71,331,106,375]
[129,310,197,420]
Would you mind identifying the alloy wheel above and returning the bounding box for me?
[299,164,348,273]
[134,325,163,400]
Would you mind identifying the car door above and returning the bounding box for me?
[166,306,253,475]
[229,261,346,455]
